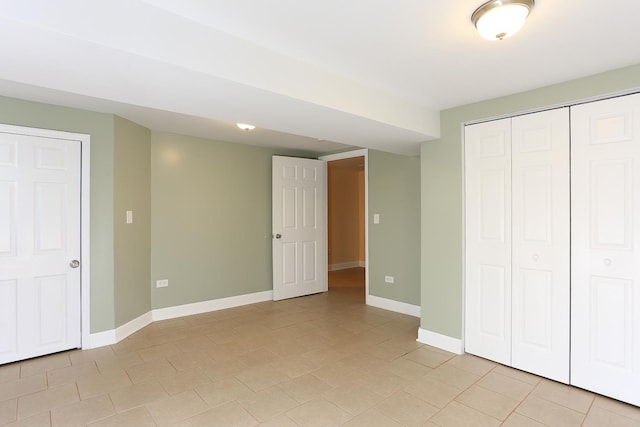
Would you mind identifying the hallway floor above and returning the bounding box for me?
[328,267,365,289]
[1,288,639,426]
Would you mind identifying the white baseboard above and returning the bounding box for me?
[85,329,116,349]
[328,261,365,271]
[116,311,153,342]
[152,290,273,321]
[417,327,464,354]
[82,290,273,349]
[366,294,421,317]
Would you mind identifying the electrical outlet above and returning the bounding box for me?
[384,275,394,284]
[156,279,168,288]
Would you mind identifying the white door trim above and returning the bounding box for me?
[0,124,90,350]
[463,89,640,127]
[319,149,369,301]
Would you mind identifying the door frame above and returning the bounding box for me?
[0,124,91,350]
[319,149,369,300]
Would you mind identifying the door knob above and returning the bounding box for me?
[70,259,80,268]
[274,234,282,239]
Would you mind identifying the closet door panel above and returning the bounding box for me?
[571,93,640,406]
[511,109,570,383]
[465,118,512,365]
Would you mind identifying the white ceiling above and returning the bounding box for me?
[1,0,639,155]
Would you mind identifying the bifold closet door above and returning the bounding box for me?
[511,108,570,383]
[465,109,570,382]
[571,93,640,406]
[465,118,512,365]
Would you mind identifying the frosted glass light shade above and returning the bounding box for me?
[472,0,534,41]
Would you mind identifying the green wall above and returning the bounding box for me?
[0,94,423,337]
[369,150,421,305]
[150,139,422,310]
[420,64,640,339]
[0,96,116,333]
[0,98,153,332]
[114,117,151,326]
[150,132,311,309]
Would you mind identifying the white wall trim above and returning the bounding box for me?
[82,290,274,349]
[80,134,91,352]
[85,329,115,349]
[319,149,369,162]
[463,89,640,127]
[367,294,420,318]
[417,327,464,354]
[115,311,153,342]
[328,261,366,271]
[152,290,273,321]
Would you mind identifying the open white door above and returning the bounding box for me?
[0,128,82,364]
[272,156,327,301]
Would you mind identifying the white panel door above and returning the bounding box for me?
[272,156,327,301]
[465,118,512,365]
[571,93,640,406]
[0,130,81,364]
[511,108,570,383]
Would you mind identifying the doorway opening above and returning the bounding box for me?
[325,153,366,294]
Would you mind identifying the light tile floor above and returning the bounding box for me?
[1,287,639,426]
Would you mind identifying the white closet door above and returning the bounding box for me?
[511,109,570,383]
[571,93,640,406]
[465,118,512,365]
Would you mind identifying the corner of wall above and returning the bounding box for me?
[417,327,464,354]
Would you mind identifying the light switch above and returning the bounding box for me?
[373,213,380,224]
[126,210,133,224]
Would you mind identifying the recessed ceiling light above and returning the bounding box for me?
[471,0,534,41]
[236,123,256,131]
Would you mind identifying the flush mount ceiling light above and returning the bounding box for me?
[236,123,256,131]
[471,0,535,41]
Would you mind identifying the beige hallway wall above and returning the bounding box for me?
[328,157,365,269]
